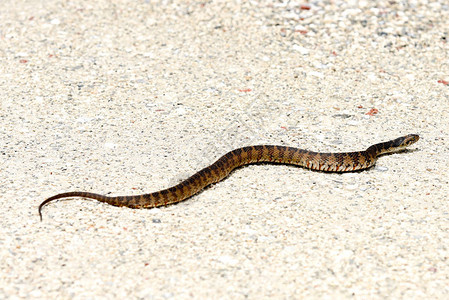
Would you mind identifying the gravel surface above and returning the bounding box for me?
[1,0,448,298]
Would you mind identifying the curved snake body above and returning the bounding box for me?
[39,134,419,220]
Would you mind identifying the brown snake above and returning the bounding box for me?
[39,134,419,220]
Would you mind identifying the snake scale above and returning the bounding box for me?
[39,134,419,220]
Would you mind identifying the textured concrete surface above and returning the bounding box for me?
[1,0,448,298]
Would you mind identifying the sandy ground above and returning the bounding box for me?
[1,0,448,298]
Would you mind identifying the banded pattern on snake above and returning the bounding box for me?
[39,134,419,220]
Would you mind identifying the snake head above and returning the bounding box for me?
[393,134,420,150]
[401,134,419,146]
[367,134,420,156]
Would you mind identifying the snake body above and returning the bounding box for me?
[39,134,419,220]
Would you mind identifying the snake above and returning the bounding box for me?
[38,134,419,220]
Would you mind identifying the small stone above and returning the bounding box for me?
[292,44,310,55]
